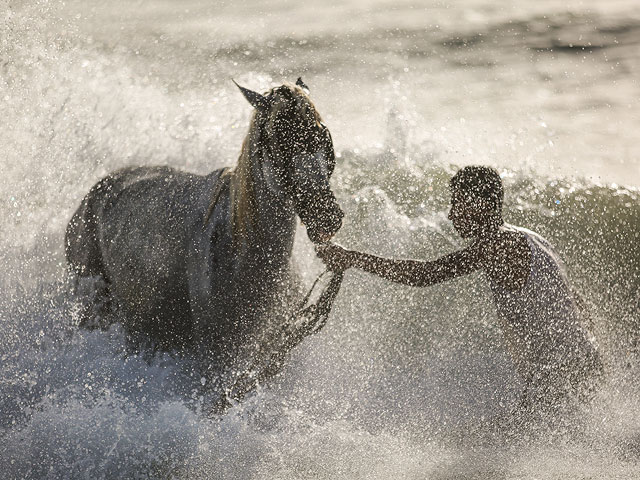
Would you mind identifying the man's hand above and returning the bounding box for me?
[315,243,354,272]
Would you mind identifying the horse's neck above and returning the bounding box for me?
[230,146,296,270]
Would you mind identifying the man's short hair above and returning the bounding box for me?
[450,166,503,212]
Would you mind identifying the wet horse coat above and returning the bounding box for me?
[66,80,343,378]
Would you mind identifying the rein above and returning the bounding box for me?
[222,268,344,406]
[289,268,345,339]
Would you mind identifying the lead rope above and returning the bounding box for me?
[221,268,345,408]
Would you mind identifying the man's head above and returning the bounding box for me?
[448,166,504,238]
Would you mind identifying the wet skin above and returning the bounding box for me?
[316,193,532,293]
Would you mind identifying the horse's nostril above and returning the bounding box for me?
[330,205,344,226]
[331,210,343,232]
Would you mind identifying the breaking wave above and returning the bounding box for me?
[1,1,639,478]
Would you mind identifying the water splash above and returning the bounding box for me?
[2,1,640,478]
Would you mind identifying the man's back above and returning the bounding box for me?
[488,226,602,397]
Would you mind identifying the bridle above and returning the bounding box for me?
[256,113,336,206]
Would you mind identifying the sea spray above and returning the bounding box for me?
[2,1,640,478]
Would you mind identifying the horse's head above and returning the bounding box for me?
[235,78,344,244]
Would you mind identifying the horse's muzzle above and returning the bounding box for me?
[297,193,344,245]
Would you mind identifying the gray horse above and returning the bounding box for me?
[65,79,343,392]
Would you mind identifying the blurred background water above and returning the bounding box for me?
[1,0,639,478]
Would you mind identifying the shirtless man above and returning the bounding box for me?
[316,166,602,410]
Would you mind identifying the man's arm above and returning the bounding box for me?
[316,243,484,287]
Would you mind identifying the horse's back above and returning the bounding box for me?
[66,166,197,272]
[66,166,218,346]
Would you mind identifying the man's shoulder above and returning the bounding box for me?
[503,224,552,247]
[510,225,569,274]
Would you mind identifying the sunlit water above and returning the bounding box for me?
[1,1,639,478]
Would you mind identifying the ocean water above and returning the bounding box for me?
[1,0,640,478]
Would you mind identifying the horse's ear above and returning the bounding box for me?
[233,79,270,110]
[296,77,310,93]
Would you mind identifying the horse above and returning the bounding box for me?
[65,78,344,397]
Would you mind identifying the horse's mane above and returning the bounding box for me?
[231,83,323,248]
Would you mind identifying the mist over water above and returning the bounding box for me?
[2,1,640,478]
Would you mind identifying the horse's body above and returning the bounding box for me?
[66,80,343,385]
